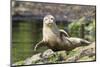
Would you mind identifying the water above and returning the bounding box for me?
[12,20,45,63]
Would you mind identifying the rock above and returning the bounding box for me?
[24,58,32,65]
[12,1,95,22]
[80,42,95,57]
[66,56,79,62]
[42,49,54,59]
[13,42,95,65]
[56,51,67,61]
[24,53,42,65]
[66,42,95,62]
[31,53,42,61]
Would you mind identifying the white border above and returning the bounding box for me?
[0,0,100,67]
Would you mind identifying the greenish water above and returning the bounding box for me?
[12,21,45,63]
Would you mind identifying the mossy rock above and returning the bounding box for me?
[13,42,95,66]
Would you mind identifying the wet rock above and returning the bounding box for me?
[56,51,67,61]
[66,42,95,62]
[42,49,54,59]
[13,42,95,65]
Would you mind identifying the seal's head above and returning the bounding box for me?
[43,15,55,27]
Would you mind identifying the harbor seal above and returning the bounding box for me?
[34,15,91,51]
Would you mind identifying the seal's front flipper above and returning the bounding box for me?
[34,40,44,51]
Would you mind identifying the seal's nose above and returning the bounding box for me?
[48,18,52,23]
[47,20,53,26]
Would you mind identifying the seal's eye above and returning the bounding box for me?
[51,18,54,20]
